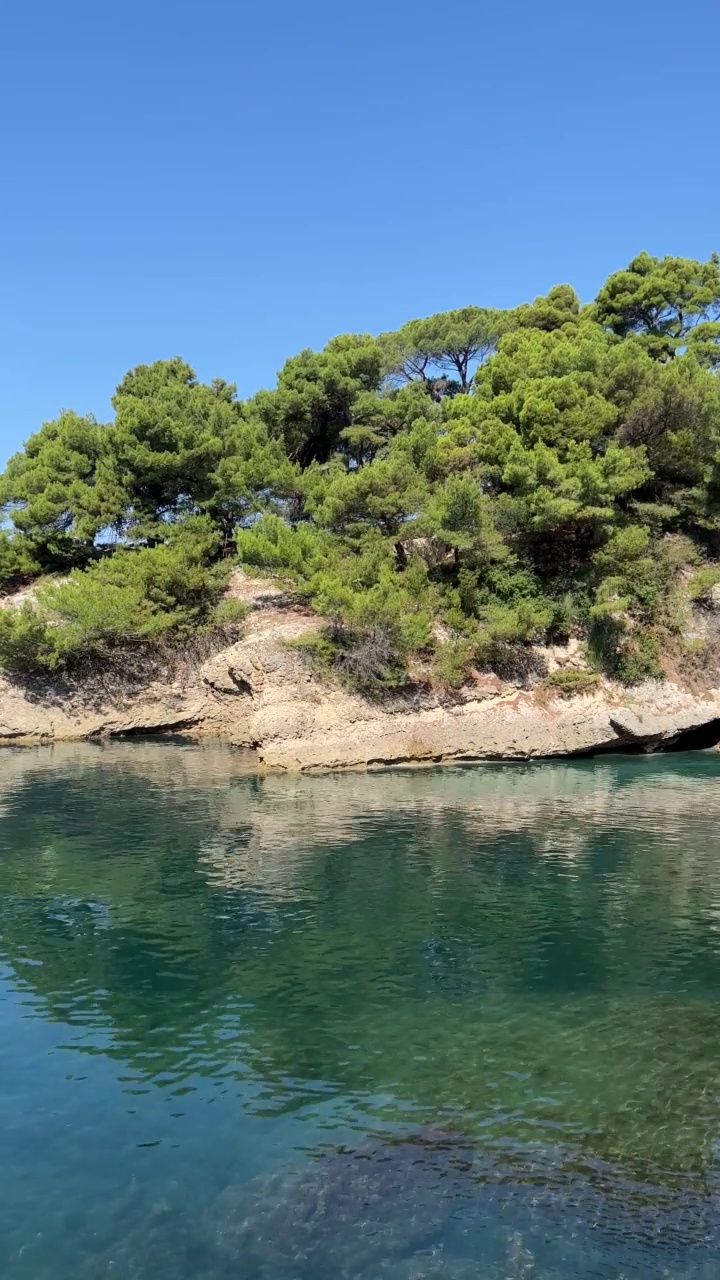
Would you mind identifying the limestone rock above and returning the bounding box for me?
[609,701,720,748]
[1,592,720,770]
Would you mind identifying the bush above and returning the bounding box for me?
[44,577,177,661]
[587,614,665,684]
[0,533,40,593]
[614,631,664,684]
[591,527,686,626]
[478,598,555,646]
[688,565,720,603]
[289,623,409,696]
[333,624,407,694]
[0,530,231,674]
[542,668,600,695]
[40,541,225,660]
[236,515,333,579]
[0,604,55,673]
[432,638,474,688]
[474,637,546,684]
[285,629,338,672]
[210,597,248,628]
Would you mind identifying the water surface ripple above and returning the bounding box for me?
[1,741,720,1277]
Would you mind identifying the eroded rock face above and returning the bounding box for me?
[1,588,720,770]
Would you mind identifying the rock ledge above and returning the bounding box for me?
[1,593,719,771]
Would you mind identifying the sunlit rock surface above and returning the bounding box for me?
[1,584,720,768]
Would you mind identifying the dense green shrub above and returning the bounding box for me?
[0,604,55,673]
[285,629,338,669]
[210,597,248,627]
[613,631,665,684]
[0,524,231,673]
[0,533,41,593]
[45,531,225,654]
[432,638,475,689]
[542,668,601,695]
[688,565,720,602]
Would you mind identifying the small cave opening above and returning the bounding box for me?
[109,720,200,739]
[600,717,720,756]
[660,718,720,753]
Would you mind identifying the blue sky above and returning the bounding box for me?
[1,0,718,466]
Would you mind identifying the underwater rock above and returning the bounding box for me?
[208,1131,720,1278]
[71,1190,230,1280]
[57,1135,720,1280]
[209,1131,476,1276]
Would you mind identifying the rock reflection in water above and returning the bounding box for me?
[4,745,720,1278]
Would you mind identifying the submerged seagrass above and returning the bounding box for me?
[1,741,720,1278]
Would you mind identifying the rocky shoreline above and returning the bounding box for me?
[1,578,719,770]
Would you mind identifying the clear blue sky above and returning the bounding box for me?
[1,0,718,466]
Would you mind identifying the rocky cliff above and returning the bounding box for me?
[1,575,719,770]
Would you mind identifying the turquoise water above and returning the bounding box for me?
[2,743,720,1278]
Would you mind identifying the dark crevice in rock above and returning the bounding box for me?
[227,672,253,696]
[601,717,720,756]
[608,716,644,743]
[659,718,720,752]
[109,718,201,738]
[203,670,254,696]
